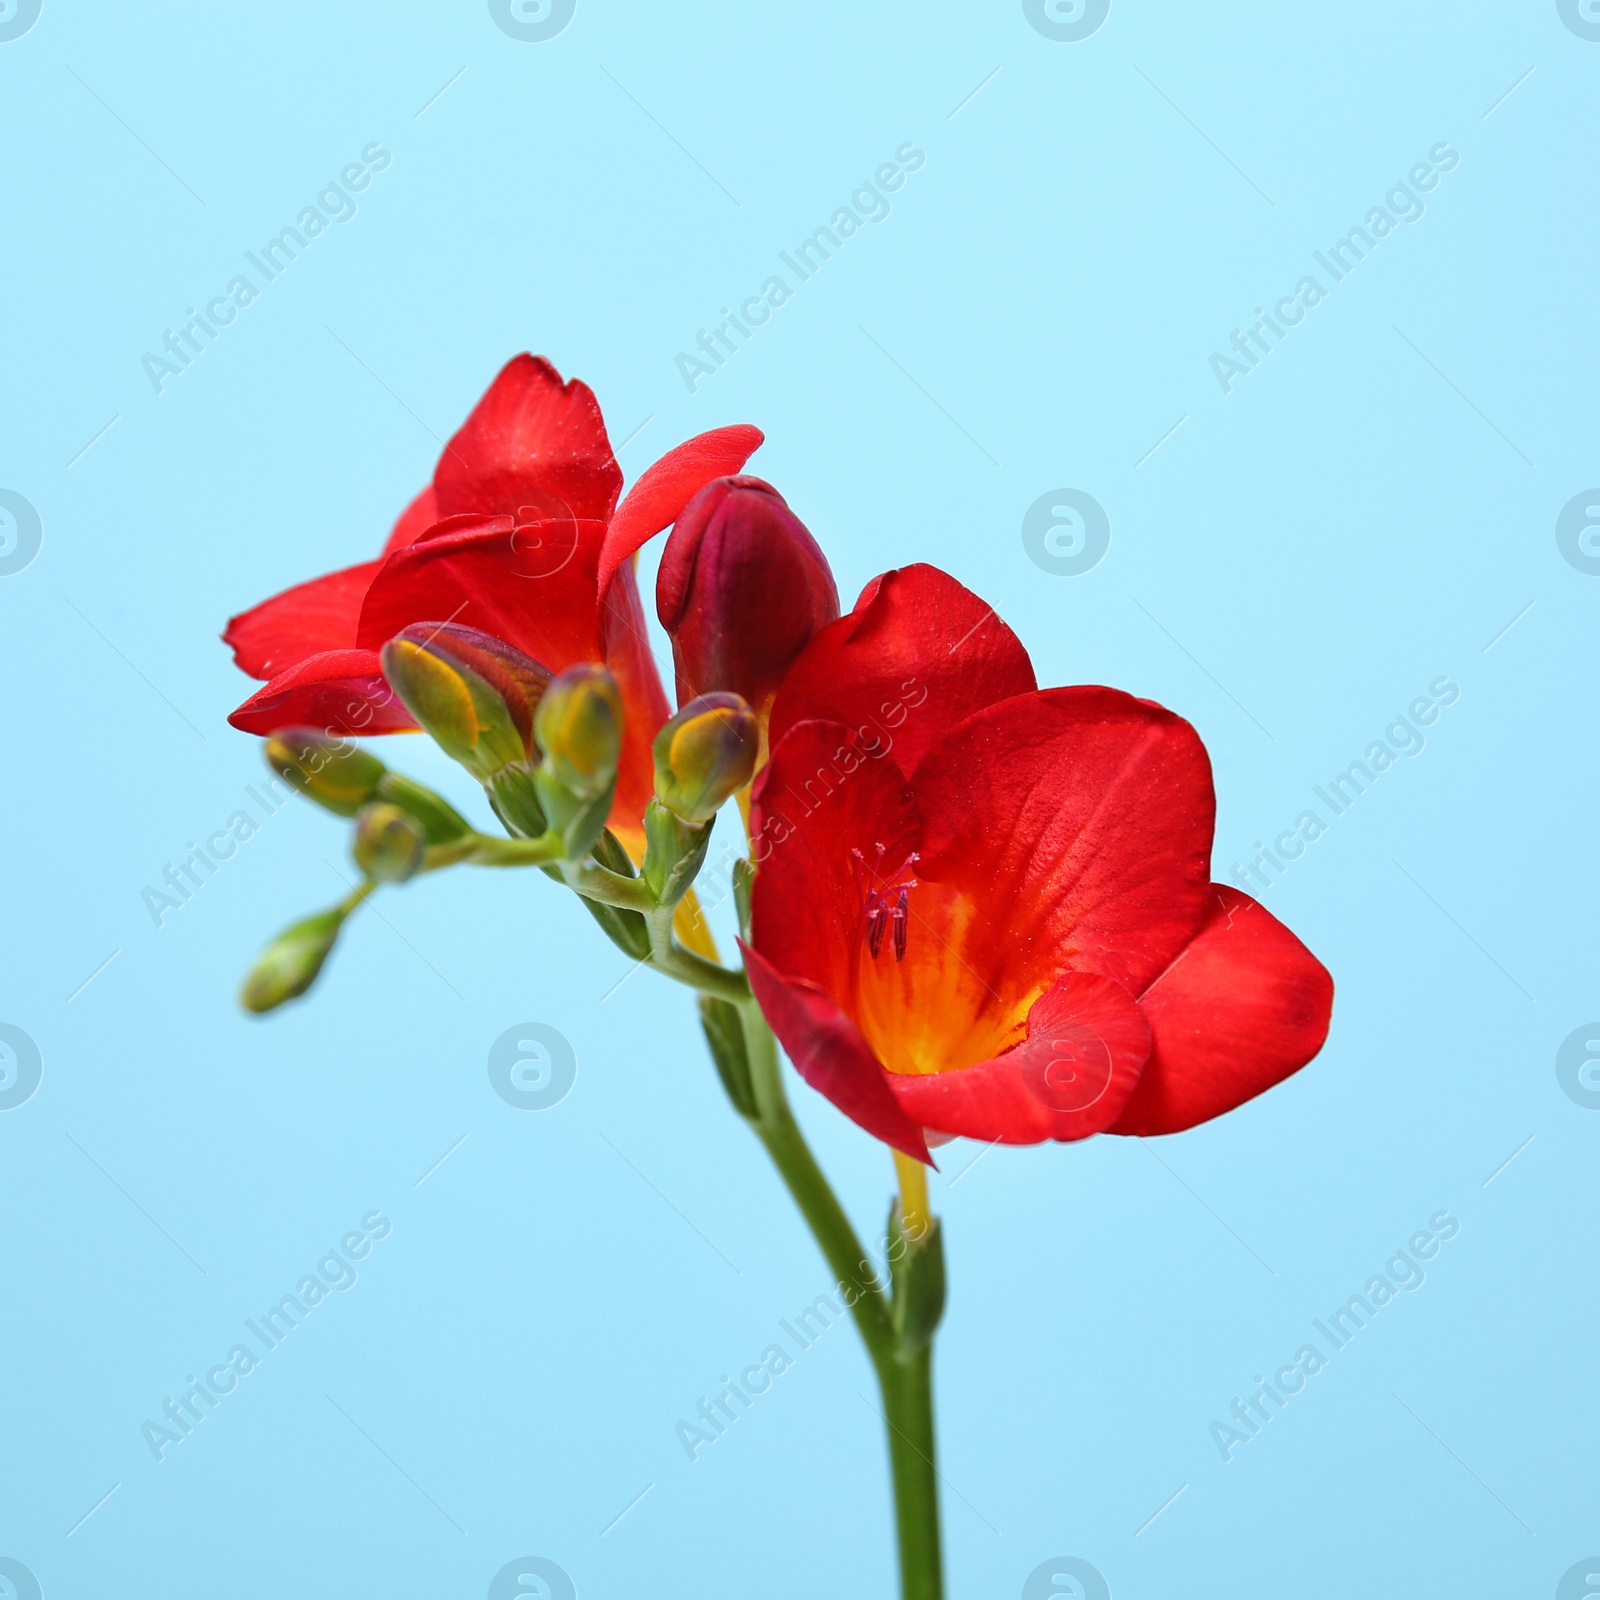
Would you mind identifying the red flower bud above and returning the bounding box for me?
[656,476,839,719]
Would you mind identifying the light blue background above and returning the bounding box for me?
[1,3,1594,1596]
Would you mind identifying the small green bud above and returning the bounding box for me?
[380,623,551,781]
[372,772,471,844]
[353,802,426,883]
[240,907,344,1014]
[652,692,758,824]
[887,1207,945,1357]
[535,665,623,800]
[266,728,385,817]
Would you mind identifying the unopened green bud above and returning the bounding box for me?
[652,692,758,824]
[266,728,385,816]
[535,665,623,800]
[353,802,426,883]
[380,623,551,781]
[372,772,471,844]
[240,907,344,1014]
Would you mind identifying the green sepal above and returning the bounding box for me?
[642,798,712,908]
[550,829,651,960]
[486,765,548,841]
[534,765,615,863]
[373,772,471,844]
[733,857,755,940]
[887,1206,946,1357]
[699,993,757,1120]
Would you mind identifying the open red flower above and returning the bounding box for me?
[741,565,1333,1162]
[223,354,763,846]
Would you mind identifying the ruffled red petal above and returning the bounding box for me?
[768,565,1035,779]
[885,971,1150,1143]
[599,564,674,839]
[913,685,1215,1003]
[226,649,416,737]
[741,943,931,1164]
[222,561,382,681]
[357,515,665,842]
[382,487,440,555]
[355,515,603,664]
[749,718,920,1006]
[433,354,622,525]
[1111,886,1333,1136]
[596,424,765,599]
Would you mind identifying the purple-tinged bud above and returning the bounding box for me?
[380,622,551,780]
[535,664,624,800]
[656,476,839,718]
[652,692,759,824]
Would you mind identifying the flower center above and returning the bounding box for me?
[851,844,920,963]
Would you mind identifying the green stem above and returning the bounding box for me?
[878,1343,943,1600]
[644,907,750,1006]
[739,1000,894,1354]
[736,1000,944,1598]
[562,858,657,911]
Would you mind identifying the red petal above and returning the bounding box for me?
[226,649,416,736]
[599,563,674,843]
[767,564,1036,779]
[358,515,669,845]
[433,354,622,524]
[914,686,1215,1002]
[741,942,932,1164]
[886,971,1150,1144]
[223,561,382,680]
[381,486,439,555]
[356,515,608,669]
[596,424,765,598]
[749,717,920,1006]
[1111,886,1333,1136]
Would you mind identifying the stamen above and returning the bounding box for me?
[853,843,919,963]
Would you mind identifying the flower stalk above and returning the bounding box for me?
[733,996,945,1599]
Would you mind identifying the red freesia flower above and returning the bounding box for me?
[223,354,763,846]
[741,565,1333,1162]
